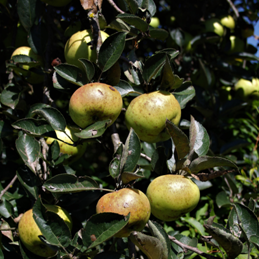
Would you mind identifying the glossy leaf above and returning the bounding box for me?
[149,28,169,41]
[216,191,231,208]
[0,199,13,218]
[174,83,196,109]
[121,171,144,184]
[0,85,21,109]
[151,146,168,174]
[78,59,95,82]
[135,0,157,16]
[117,13,148,32]
[52,71,77,91]
[114,80,143,97]
[125,0,138,14]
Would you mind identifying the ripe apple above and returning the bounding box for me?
[64,29,109,70]
[69,82,123,129]
[146,175,200,221]
[41,0,72,7]
[220,15,235,30]
[96,188,151,237]
[149,17,160,28]
[234,78,259,100]
[45,126,88,164]
[204,18,224,37]
[11,46,44,84]
[125,91,181,143]
[18,205,72,257]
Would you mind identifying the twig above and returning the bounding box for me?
[110,123,122,153]
[168,235,219,259]
[107,0,124,14]
[226,0,239,17]
[39,138,50,181]
[191,169,236,182]
[140,153,151,162]
[0,175,18,200]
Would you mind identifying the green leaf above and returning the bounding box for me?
[171,234,198,254]
[26,103,50,118]
[189,156,238,174]
[117,13,148,32]
[166,120,190,160]
[143,142,155,158]
[216,191,231,208]
[0,84,21,109]
[78,59,95,82]
[0,199,13,218]
[121,171,144,184]
[52,71,77,91]
[32,107,66,131]
[125,0,138,14]
[174,83,196,109]
[98,32,127,72]
[109,157,121,179]
[114,80,143,97]
[142,53,166,83]
[82,213,130,249]
[189,116,210,157]
[149,28,169,41]
[151,146,168,174]
[43,174,104,193]
[54,64,86,86]
[94,251,131,259]
[135,0,157,16]
[107,18,131,33]
[250,235,259,250]
[120,128,141,172]
[12,118,54,137]
[227,207,242,238]
[15,133,40,173]
[74,119,111,138]
[182,217,206,236]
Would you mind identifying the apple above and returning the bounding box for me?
[96,188,151,237]
[234,78,259,100]
[146,175,200,221]
[149,17,160,28]
[11,46,44,84]
[227,35,245,54]
[64,29,109,70]
[204,18,224,37]
[69,82,123,129]
[124,90,181,143]
[41,0,72,7]
[45,126,88,164]
[220,15,235,30]
[18,205,72,257]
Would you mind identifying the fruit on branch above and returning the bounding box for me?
[204,18,224,37]
[64,29,109,70]
[220,15,235,30]
[96,188,151,237]
[125,91,181,143]
[149,17,160,28]
[234,78,259,100]
[69,82,123,129]
[41,0,72,7]
[11,46,44,84]
[18,205,72,257]
[45,126,88,164]
[146,175,200,221]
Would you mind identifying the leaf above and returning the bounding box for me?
[74,119,111,138]
[181,217,206,236]
[125,0,138,14]
[32,107,66,131]
[149,28,169,41]
[129,231,166,259]
[93,251,131,259]
[78,59,95,82]
[227,208,242,238]
[117,13,148,32]
[82,213,130,249]
[107,18,131,33]
[43,174,102,193]
[12,118,54,137]
[135,0,156,16]
[189,116,210,156]
[189,156,238,174]
[216,191,231,208]
[54,64,86,86]
[98,32,127,72]
[171,234,198,254]
[0,84,21,109]
[174,83,196,109]
[151,146,169,175]
[142,53,166,83]
[120,128,141,173]
[109,157,121,179]
[166,120,190,159]
[26,103,50,118]
[114,80,143,97]
[143,142,155,158]
[0,199,13,218]
[250,235,259,250]
[15,133,40,173]
[121,171,144,184]
[52,71,77,91]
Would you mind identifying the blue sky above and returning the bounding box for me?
[247,21,259,57]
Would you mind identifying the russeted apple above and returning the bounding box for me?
[125,91,181,143]
[18,205,72,257]
[45,126,88,164]
[69,82,123,129]
[146,175,200,221]
[96,188,151,237]
[64,29,109,70]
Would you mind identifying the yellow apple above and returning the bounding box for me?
[41,0,72,7]
[204,18,224,37]
[96,188,151,237]
[18,205,72,257]
[149,17,160,28]
[11,46,44,84]
[64,29,109,70]
[46,126,88,164]
[234,78,259,100]
[125,91,181,143]
[146,175,200,221]
[69,82,123,129]
[220,15,235,30]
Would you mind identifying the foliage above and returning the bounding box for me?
[0,0,259,258]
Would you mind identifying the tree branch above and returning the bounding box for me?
[107,0,124,14]
[226,0,239,17]
[191,169,236,182]
[0,175,18,200]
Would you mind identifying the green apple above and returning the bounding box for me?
[46,126,88,164]
[204,18,224,37]
[227,35,245,53]
[11,46,44,84]
[18,205,72,257]
[125,90,181,143]
[96,188,151,237]
[146,175,200,221]
[220,15,235,30]
[234,78,259,100]
[149,17,160,28]
[69,82,123,129]
[41,0,72,7]
[64,29,109,70]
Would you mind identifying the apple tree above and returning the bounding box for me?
[0,0,259,258]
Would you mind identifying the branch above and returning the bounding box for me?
[107,0,124,14]
[191,169,236,182]
[168,235,219,259]
[0,175,18,200]
[110,123,122,153]
[140,153,151,162]
[226,0,239,17]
